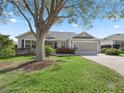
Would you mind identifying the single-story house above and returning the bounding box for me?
[100,34,124,50]
[16,31,100,54]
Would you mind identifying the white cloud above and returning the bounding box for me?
[10,18,17,23]
[113,25,121,28]
[72,23,79,28]
[113,25,124,29]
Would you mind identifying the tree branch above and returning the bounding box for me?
[22,0,34,17]
[63,3,79,8]
[45,0,65,31]
[45,5,49,15]
[38,0,45,29]
[57,14,72,18]
[10,0,36,37]
[50,0,55,13]
[34,0,39,27]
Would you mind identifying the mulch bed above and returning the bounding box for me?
[0,60,53,74]
[19,60,53,71]
[0,62,11,68]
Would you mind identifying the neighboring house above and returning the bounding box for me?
[101,34,124,50]
[16,31,100,54]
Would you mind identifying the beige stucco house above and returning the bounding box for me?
[100,34,124,50]
[16,31,100,54]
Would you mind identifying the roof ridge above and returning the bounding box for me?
[73,31,95,38]
[102,33,124,40]
[16,31,76,39]
[50,31,76,33]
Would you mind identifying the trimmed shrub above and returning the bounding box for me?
[0,34,15,58]
[101,48,109,53]
[56,48,75,54]
[105,48,120,55]
[45,45,55,56]
[0,48,15,57]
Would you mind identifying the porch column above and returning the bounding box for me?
[68,40,72,48]
[57,42,61,48]
[97,41,100,53]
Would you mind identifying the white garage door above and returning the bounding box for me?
[75,42,98,53]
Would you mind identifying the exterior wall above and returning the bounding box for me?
[100,40,113,45]
[98,41,101,52]
[17,33,36,48]
[17,38,22,48]
[17,33,69,49]
[66,40,72,48]
[57,42,62,48]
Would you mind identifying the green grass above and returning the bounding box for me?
[120,51,124,57]
[0,56,124,93]
[0,55,35,63]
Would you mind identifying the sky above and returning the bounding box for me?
[0,17,124,41]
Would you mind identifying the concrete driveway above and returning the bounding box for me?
[82,54,124,76]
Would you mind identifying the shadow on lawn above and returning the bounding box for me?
[0,60,53,74]
[0,61,35,74]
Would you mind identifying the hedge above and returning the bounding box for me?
[105,48,120,55]
[56,48,75,54]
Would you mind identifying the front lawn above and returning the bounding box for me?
[0,55,35,69]
[0,56,124,93]
[0,55,35,63]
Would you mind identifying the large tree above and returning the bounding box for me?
[0,0,114,61]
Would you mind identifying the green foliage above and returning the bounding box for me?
[105,48,120,55]
[120,51,124,57]
[0,34,15,58]
[0,47,15,57]
[0,56,124,93]
[0,1,115,29]
[45,45,55,56]
[101,48,109,53]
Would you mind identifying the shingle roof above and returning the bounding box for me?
[16,31,76,41]
[15,31,30,38]
[103,34,124,40]
[46,31,76,41]
[73,32,99,40]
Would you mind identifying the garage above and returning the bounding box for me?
[72,32,100,54]
[74,41,98,53]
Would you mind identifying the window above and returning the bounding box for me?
[25,40,30,48]
[32,41,36,48]
[61,42,65,48]
[25,40,36,48]
[113,41,121,45]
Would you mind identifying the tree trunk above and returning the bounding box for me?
[36,34,46,61]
